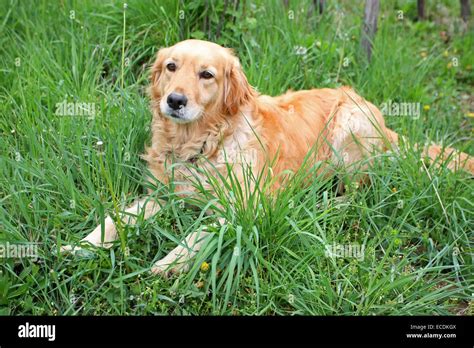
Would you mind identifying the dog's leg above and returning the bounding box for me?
[61,197,161,252]
[151,229,212,276]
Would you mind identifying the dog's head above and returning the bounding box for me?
[150,40,255,124]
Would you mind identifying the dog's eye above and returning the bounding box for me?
[166,62,176,72]
[199,71,214,79]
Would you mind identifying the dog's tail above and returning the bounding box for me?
[384,128,474,174]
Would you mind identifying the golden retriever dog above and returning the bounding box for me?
[62,39,474,276]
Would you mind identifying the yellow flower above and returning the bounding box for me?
[200,261,210,272]
[423,105,430,111]
[467,112,474,118]
[391,187,397,193]
[447,62,453,69]
[443,50,449,57]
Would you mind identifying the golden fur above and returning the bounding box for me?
[63,39,474,276]
[144,39,473,196]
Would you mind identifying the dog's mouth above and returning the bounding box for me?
[163,108,192,123]
[166,108,185,119]
[160,102,203,124]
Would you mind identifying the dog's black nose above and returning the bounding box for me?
[167,93,188,110]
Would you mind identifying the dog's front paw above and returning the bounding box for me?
[59,219,117,256]
[151,257,189,278]
[81,219,117,248]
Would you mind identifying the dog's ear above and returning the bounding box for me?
[150,47,169,100]
[224,54,255,115]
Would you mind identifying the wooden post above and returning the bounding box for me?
[308,0,324,19]
[318,0,325,14]
[233,0,240,25]
[417,0,425,20]
[361,0,380,61]
[461,0,471,22]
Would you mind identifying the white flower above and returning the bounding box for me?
[293,45,308,56]
[70,294,78,305]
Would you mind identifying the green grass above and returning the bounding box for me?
[0,0,473,315]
